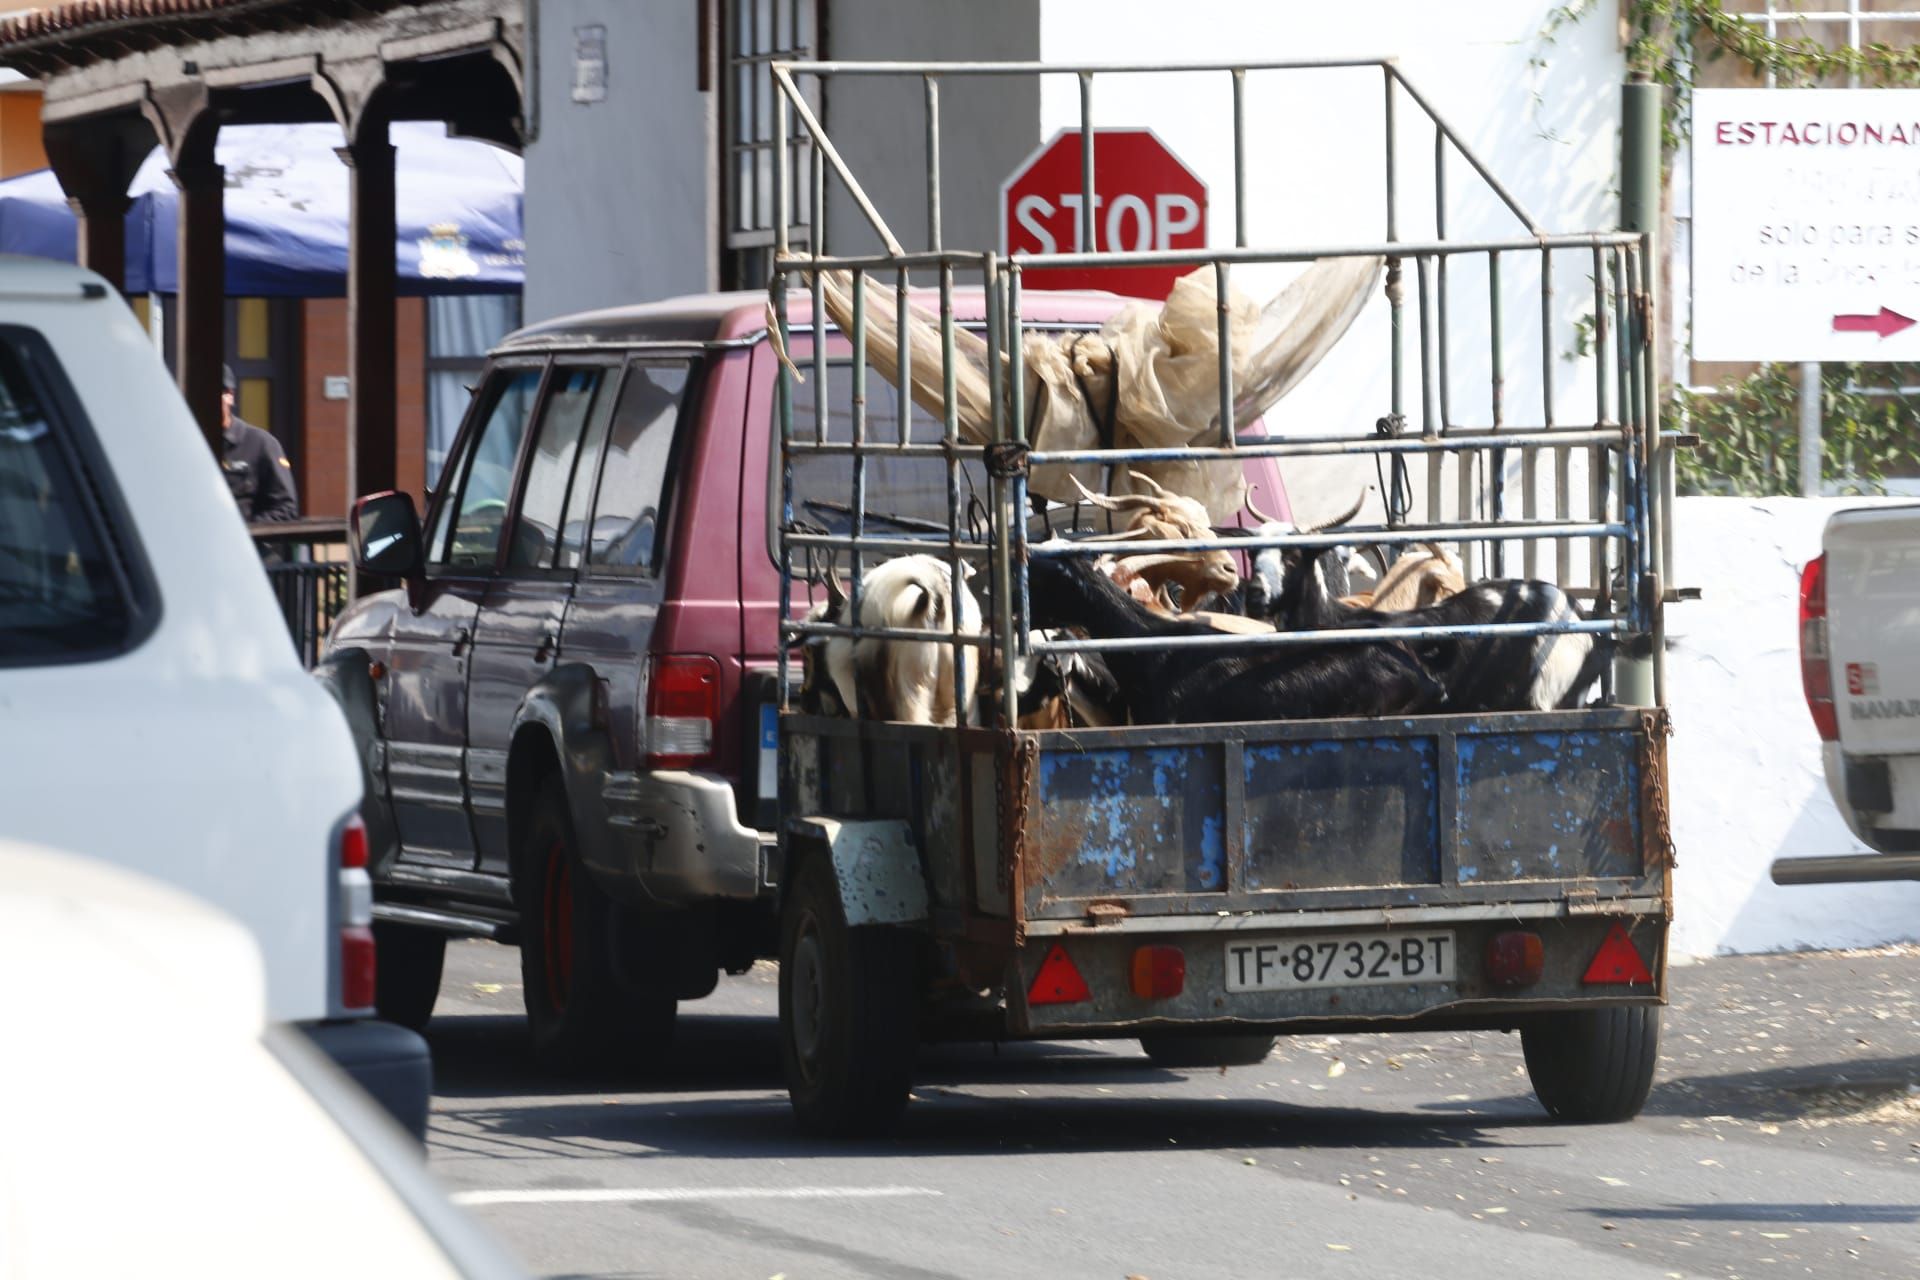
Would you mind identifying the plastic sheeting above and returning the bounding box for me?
[0,122,523,296]
[814,257,1381,521]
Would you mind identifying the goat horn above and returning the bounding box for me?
[1297,487,1369,535]
[1125,470,1171,499]
[1068,473,1157,514]
[823,570,849,615]
[1243,482,1285,527]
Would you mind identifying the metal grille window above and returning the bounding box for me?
[722,0,818,290]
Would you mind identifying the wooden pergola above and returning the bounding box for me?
[0,0,524,508]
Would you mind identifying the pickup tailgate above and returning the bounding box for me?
[1827,503,1920,759]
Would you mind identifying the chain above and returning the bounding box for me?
[995,733,1038,894]
[1645,707,1677,870]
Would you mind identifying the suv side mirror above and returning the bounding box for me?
[350,491,423,579]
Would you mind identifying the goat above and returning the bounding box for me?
[1274,547,1607,713]
[1026,554,1445,727]
[1070,471,1240,610]
[1011,636,1125,730]
[1347,542,1466,612]
[796,554,982,725]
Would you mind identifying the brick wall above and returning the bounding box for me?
[299,295,427,517]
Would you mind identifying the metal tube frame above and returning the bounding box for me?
[766,59,1661,729]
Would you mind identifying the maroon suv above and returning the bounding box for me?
[319,288,1291,1063]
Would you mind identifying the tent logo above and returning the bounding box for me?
[418,222,480,280]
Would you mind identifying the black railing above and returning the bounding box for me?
[251,518,349,669]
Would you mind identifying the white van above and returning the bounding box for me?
[0,255,429,1132]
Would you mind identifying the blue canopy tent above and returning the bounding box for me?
[0,120,523,295]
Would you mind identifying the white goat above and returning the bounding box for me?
[802,554,981,726]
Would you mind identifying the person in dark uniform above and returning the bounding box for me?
[221,364,299,523]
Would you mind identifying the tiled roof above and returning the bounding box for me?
[0,2,290,48]
[0,1,421,66]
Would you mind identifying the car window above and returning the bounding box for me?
[585,361,690,574]
[507,366,608,571]
[555,373,619,571]
[434,369,541,570]
[0,336,140,664]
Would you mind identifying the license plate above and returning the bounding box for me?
[1224,931,1456,993]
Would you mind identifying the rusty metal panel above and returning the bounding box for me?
[1025,745,1226,904]
[1242,737,1440,890]
[1455,729,1640,883]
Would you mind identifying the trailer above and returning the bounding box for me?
[767,58,1676,1137]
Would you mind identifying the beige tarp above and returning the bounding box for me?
[807,256,1382,522]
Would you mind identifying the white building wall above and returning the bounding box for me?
[522,0,713,323]
[1038,1,1624,544]
[1666,497,1919,957]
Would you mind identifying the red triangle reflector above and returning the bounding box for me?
[1027,942,1091,1006]
[1582,922,1655,986]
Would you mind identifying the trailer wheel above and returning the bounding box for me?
[518,776,675,1068]
[779,853,922,1138]
[372,922,445,1032]
[1138,1033,1277,1069]
[1521,1005,1661,1123]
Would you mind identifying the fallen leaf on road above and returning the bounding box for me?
[1598,1176,1628,1187]
[1697,1159,1721,1167]
[1243,1157,1257,1166]
[1761,1232,1790,1239]
[1328,1061,1347,1078]
[1326,1244,1351,1252]
[1484,1207,1508,1215]
[472,983,504,994]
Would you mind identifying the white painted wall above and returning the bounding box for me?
[523,0,713,323]
[1037,1,1624,551]
[1666,497,1920,957]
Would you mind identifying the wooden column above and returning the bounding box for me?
[340,127,398,504]
[44,123,141,297]
[171,149,226,457]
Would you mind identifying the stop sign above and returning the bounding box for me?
[1000,127,1208,300]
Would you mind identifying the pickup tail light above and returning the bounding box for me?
[1799,554,1839,742]
[645,654,722,769]
[338,814,376,1013]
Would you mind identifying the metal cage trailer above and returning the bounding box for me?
[769,59,1676,1137]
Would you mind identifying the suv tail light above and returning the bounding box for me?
[338,814,376,1013]
[645,654,722,769]
[1799,554,1838,741]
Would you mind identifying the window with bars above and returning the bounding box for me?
[721,0,819,291]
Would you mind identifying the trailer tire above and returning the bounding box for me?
[1138,1033,1277,1069]
[779,853,922,1138]
[518,777,676,1069]
[1521,1005,1660,1123]
[372,922,445,1032]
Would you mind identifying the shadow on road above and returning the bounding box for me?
[1578,1202,1920,1224]
[1642,1052,1920,1122]
[427,1006,1560,1159]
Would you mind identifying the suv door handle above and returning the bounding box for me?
[534,628,558,662]
[450,626,471,657]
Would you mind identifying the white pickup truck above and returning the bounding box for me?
[1774,503,1920,884]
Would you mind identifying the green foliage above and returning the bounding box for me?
[1675,364,1920,497]
[1620,1,1920,152]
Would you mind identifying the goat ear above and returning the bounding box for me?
[960,560,977,581]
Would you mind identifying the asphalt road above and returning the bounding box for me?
[425,941,1920,1280]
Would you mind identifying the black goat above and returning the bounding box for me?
[1273,548,1609,713]
[1026,555,1445,726]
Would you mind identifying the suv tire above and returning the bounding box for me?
[372,922,445,1032]
[1138,1033,1277,1068]
[518,776,674,1068]
[778,853,921,1138]
[1521,1005,1660,1123]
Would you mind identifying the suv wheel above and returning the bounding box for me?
[517,776,674,1068]
[778,853,922,1137]
[1521,1005,1661,1123]
[372,922,446,1032]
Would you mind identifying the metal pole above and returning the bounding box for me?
[1079,72,1097,255]
[1616,78,1661,708]
[1799,362,1822,496]
[1232,68,1248,248]
[1489,252,1506,576]
[925,76,943,252]
[1216,260,1235,446]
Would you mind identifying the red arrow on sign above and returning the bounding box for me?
[1831,307,1916,338]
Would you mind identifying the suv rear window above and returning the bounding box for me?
[0,334,145,664]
